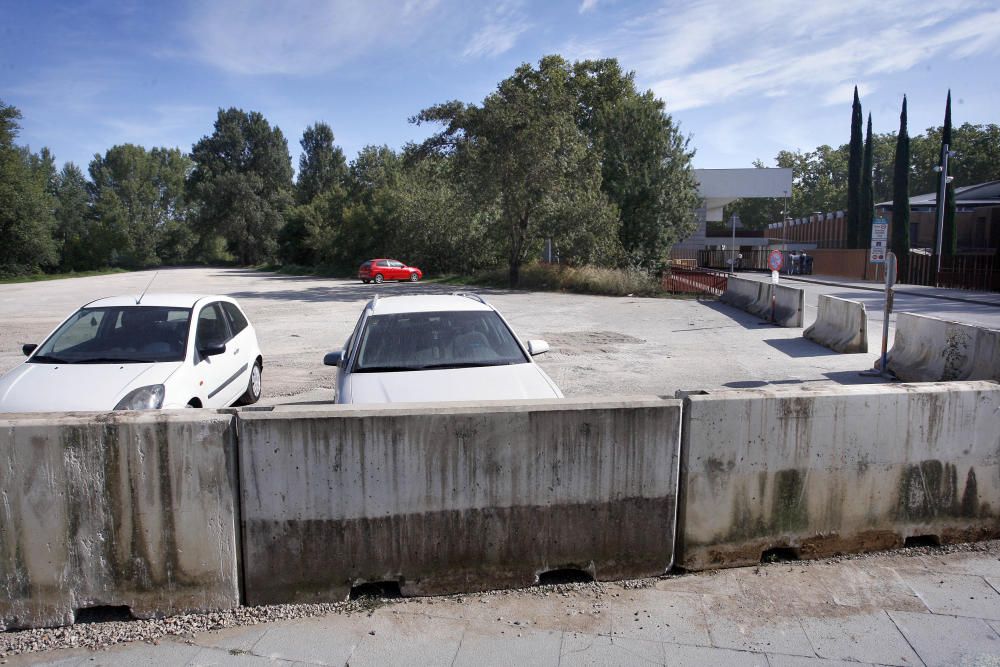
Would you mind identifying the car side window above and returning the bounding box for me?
[377,260,389,267]
[196,303,232,350]
[221,302,248,335]
[389,260,403,268]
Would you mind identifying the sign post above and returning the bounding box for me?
[764,250,784,324]
[870,217,888,266]
[861,249,896,378]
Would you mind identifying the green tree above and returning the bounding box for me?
[189,108,293,264]
[860,113,875,249]
[53,162,92,270]
[846,86,863,248]
[88,145,193,267]
[296,122,348,205]
[571,59,698,269]
[0,100,58,277]
[415,56,620,286]
[939,90,957,256]
[892,97,911,280]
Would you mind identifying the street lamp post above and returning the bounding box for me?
[933,143,956,278]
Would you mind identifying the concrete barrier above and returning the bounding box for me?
[0,412,240,631]
[771,283,805,327]
[804,294,868,353]
[676,382,1000,571]
[888,312,1000,381]
[238,398,681,605]
[719,276,762,312]
[719,277,804,327]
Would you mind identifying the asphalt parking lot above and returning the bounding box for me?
[0,267,894,406]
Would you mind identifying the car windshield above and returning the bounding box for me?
[31,306,192,364]
[354,310,529,372]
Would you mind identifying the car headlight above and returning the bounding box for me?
[114,384,165,410]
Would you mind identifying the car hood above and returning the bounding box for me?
[344,363,562,404]
[0,361,183,413]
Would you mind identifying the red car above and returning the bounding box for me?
[359,259,424,284]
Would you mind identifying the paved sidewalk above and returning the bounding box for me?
[7,542,1000,666]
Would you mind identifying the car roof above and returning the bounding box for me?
[370,294,492,315]
[83,293,229,309]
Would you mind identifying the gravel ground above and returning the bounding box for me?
[3,540,997,659]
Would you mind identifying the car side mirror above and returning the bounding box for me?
[323,351,344,367]
[527,340,550,356]
[22,343,37,357]
[199,342,226,357]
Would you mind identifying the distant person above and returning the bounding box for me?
[803,253,813,275]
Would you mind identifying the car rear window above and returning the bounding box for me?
[353,310,528,372]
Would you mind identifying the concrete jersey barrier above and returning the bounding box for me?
[676,382,1000,571]
[237,397,682,605]
[719,277,804,327]
[888,312,1000,381]
[0,411,240,631]
[804,294,868,353]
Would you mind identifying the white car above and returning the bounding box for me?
[324,293,562,403]
[0,294,263,412]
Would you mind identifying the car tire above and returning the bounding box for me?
[235,360,263,406]
[374,274,384,284]
[409,272,419,282]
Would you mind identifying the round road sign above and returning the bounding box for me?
[767,250,784,272]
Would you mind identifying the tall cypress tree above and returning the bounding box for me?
[860,112,875,250]
[892,97,911,281]
[939,90,958,256]
[847,86,864,248]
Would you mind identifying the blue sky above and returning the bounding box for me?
[3,0,999,174]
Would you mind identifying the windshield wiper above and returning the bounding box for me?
[353,365,423,373]
[414,361,516,370]
[28,354,68,364]
[73,357,151,364]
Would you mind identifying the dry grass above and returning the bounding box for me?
[462,263,663,297]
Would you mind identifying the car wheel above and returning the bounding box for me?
[409,272,419,282]
[235,360,263,406]
[374,274,384,284]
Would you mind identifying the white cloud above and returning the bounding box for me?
[462,1,531,59]
[579,0,600,13]
[563,0,1000,112]
[185,0,441,76]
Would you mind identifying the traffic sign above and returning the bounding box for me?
[870,217,888,264]
[767,250,784,272]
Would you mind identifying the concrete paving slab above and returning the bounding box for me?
[662,642,768,666]
[798,611,921,665]
[820,562,926,613]
[766,655,876,667]
[189,625,270,653]
[187,645,295,665]
[701,592,814,657]
[735,565,840,615]
[248,615,369,665]
[451,624,562,667]
[84,640,202,666]
[346,610,466,667]
[608,590,711,646]
[887,609,1000,667]
[897,571,1000,620]
[655,570,742,596]
[918,552,1000,577]
[560,633,664,666]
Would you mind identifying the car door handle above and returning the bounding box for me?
[233,348,240,354]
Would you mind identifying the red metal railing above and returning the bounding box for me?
[662,266,729,296]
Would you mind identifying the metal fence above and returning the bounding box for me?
[907,251,998,291]
[662,266,729,297]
